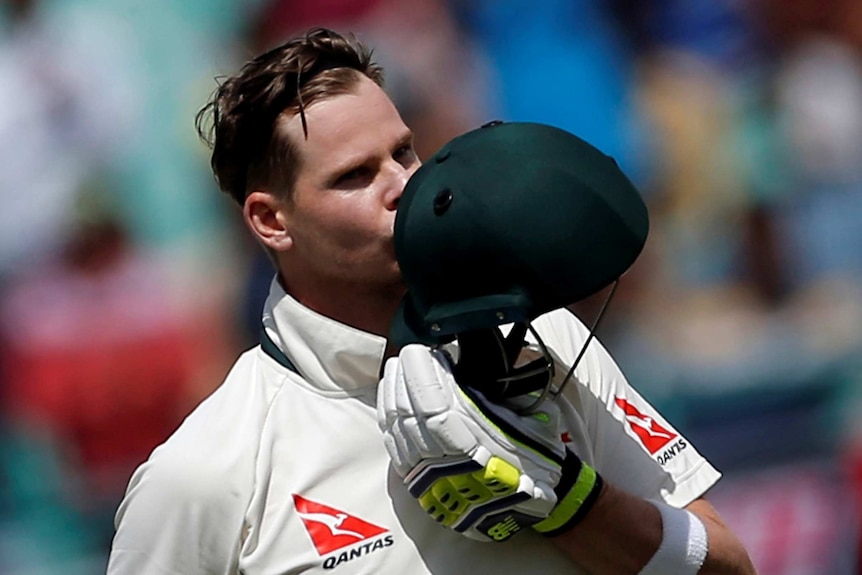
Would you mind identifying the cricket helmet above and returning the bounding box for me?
[390,121,649,347]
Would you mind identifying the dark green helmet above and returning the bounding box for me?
[390,121,649,348]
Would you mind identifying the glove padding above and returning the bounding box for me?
[377,344,603,542]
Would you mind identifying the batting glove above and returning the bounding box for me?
[377,344,603,542]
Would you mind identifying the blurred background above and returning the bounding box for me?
[0,0,860,572]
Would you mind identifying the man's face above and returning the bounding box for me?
[278,76,420,299]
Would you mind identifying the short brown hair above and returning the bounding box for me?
[195,28,384,205]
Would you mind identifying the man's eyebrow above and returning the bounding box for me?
[396,129,415,147]
[330,151,370,177]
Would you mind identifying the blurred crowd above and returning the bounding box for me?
[0,0,860,572]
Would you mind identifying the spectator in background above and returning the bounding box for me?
[0,0,140,275]
[589,0,862,394]
[759,0,862,289]
[0,2,147,571]
[751,1,862,571]
[0,178,228,564]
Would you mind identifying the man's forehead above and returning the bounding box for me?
[278,80,409,166]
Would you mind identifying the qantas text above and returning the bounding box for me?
[656,439,688,466]
[322,535,394,570]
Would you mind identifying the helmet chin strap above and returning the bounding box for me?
[448,280,620,414]
[552,279,620,401]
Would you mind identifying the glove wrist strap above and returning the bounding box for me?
[533,450,603,537]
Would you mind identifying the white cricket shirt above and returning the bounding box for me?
[107,279,720,574]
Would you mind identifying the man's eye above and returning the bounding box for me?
[336,167,369,185]
[395,145,415,160]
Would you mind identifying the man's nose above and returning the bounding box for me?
[383,161,415,211]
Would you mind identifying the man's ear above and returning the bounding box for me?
[243,191,293,252]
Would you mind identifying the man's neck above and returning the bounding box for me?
[278,274,403,339]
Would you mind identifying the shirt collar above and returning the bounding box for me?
[261,278,388,395]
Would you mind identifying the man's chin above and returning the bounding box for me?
[385,274,408,297]
[380,268,407,298]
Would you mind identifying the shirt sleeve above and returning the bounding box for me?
[107,440,245,575]
[533,309,721,508]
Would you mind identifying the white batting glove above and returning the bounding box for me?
[377,344,602,542]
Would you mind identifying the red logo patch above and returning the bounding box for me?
[614,398,677,454]
[293,494,388,555]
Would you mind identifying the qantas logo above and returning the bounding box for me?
[293,494,394,569]
[297,510,366,539]
[614,398,677,454]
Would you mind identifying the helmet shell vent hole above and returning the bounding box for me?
[433,189,453,215]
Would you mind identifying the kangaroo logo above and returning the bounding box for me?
[625,414,673,439]
[296,511,364,539]
[614,397,677,454]
[293,494,388,555]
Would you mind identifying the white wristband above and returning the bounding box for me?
[639,501,708,575]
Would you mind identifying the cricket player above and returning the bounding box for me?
[107,27,756,574]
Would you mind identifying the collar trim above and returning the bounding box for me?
[260,327,299,374]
